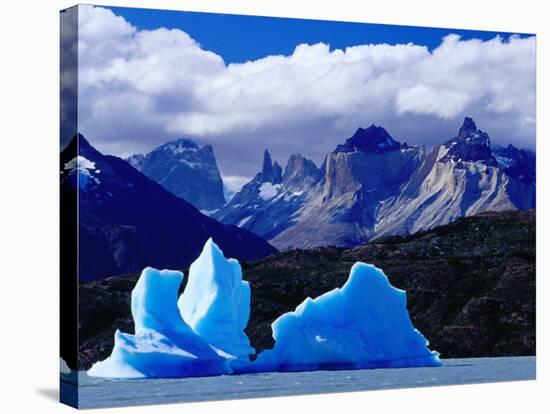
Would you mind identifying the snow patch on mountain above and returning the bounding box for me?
[199,209,219,217]
[64,155,96,171]
[180,159,202,169]
[259,182,281,200]
[495,155,514,169]
[166,140,199,154]
[237,216,252,227]
[62,155,101,190]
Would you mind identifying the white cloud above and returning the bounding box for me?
[397,85,471,119]
[395,34,536,122]
[223,175,252,193]
[75,6,536,178]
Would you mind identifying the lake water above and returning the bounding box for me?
[61,356,535,409]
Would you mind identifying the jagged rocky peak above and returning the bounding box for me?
[62,133,103,165]
[69,132,95,154]
[282,153,321,191]
[125,137,226,211]
[440,117,497,166]
[61,133,101,188]
[261,149,283,184]
[128,139,202,169]
[458,116,478,138]
[334,124,401,154]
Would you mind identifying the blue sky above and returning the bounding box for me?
[107,6,533,64]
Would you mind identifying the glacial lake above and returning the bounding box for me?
[62,356,535,409]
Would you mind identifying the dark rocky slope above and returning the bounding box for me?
[61,134,276,282]
[78,209,535,370]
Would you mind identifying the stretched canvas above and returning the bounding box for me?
[60,4,536,409]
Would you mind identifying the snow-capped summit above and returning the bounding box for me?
[440,117,497,166]
[126,138,225,210]
[60,134,103,192]
[334,124,401,153]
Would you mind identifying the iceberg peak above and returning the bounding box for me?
[202,237,223,259]
[131,267,186,334]
[178,239,255,359]
[234,261,440,374]
[88,266,230,379]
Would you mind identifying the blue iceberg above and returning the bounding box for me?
[88,267,231,378]
[235,262,440,373]
[178,239,255,359]
[89,240,439,379]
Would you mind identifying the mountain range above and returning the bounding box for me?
[214,117,535,249]
[60,134,276,281]
[61,117,535,281]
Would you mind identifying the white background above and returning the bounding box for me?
[0,0,547,413]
